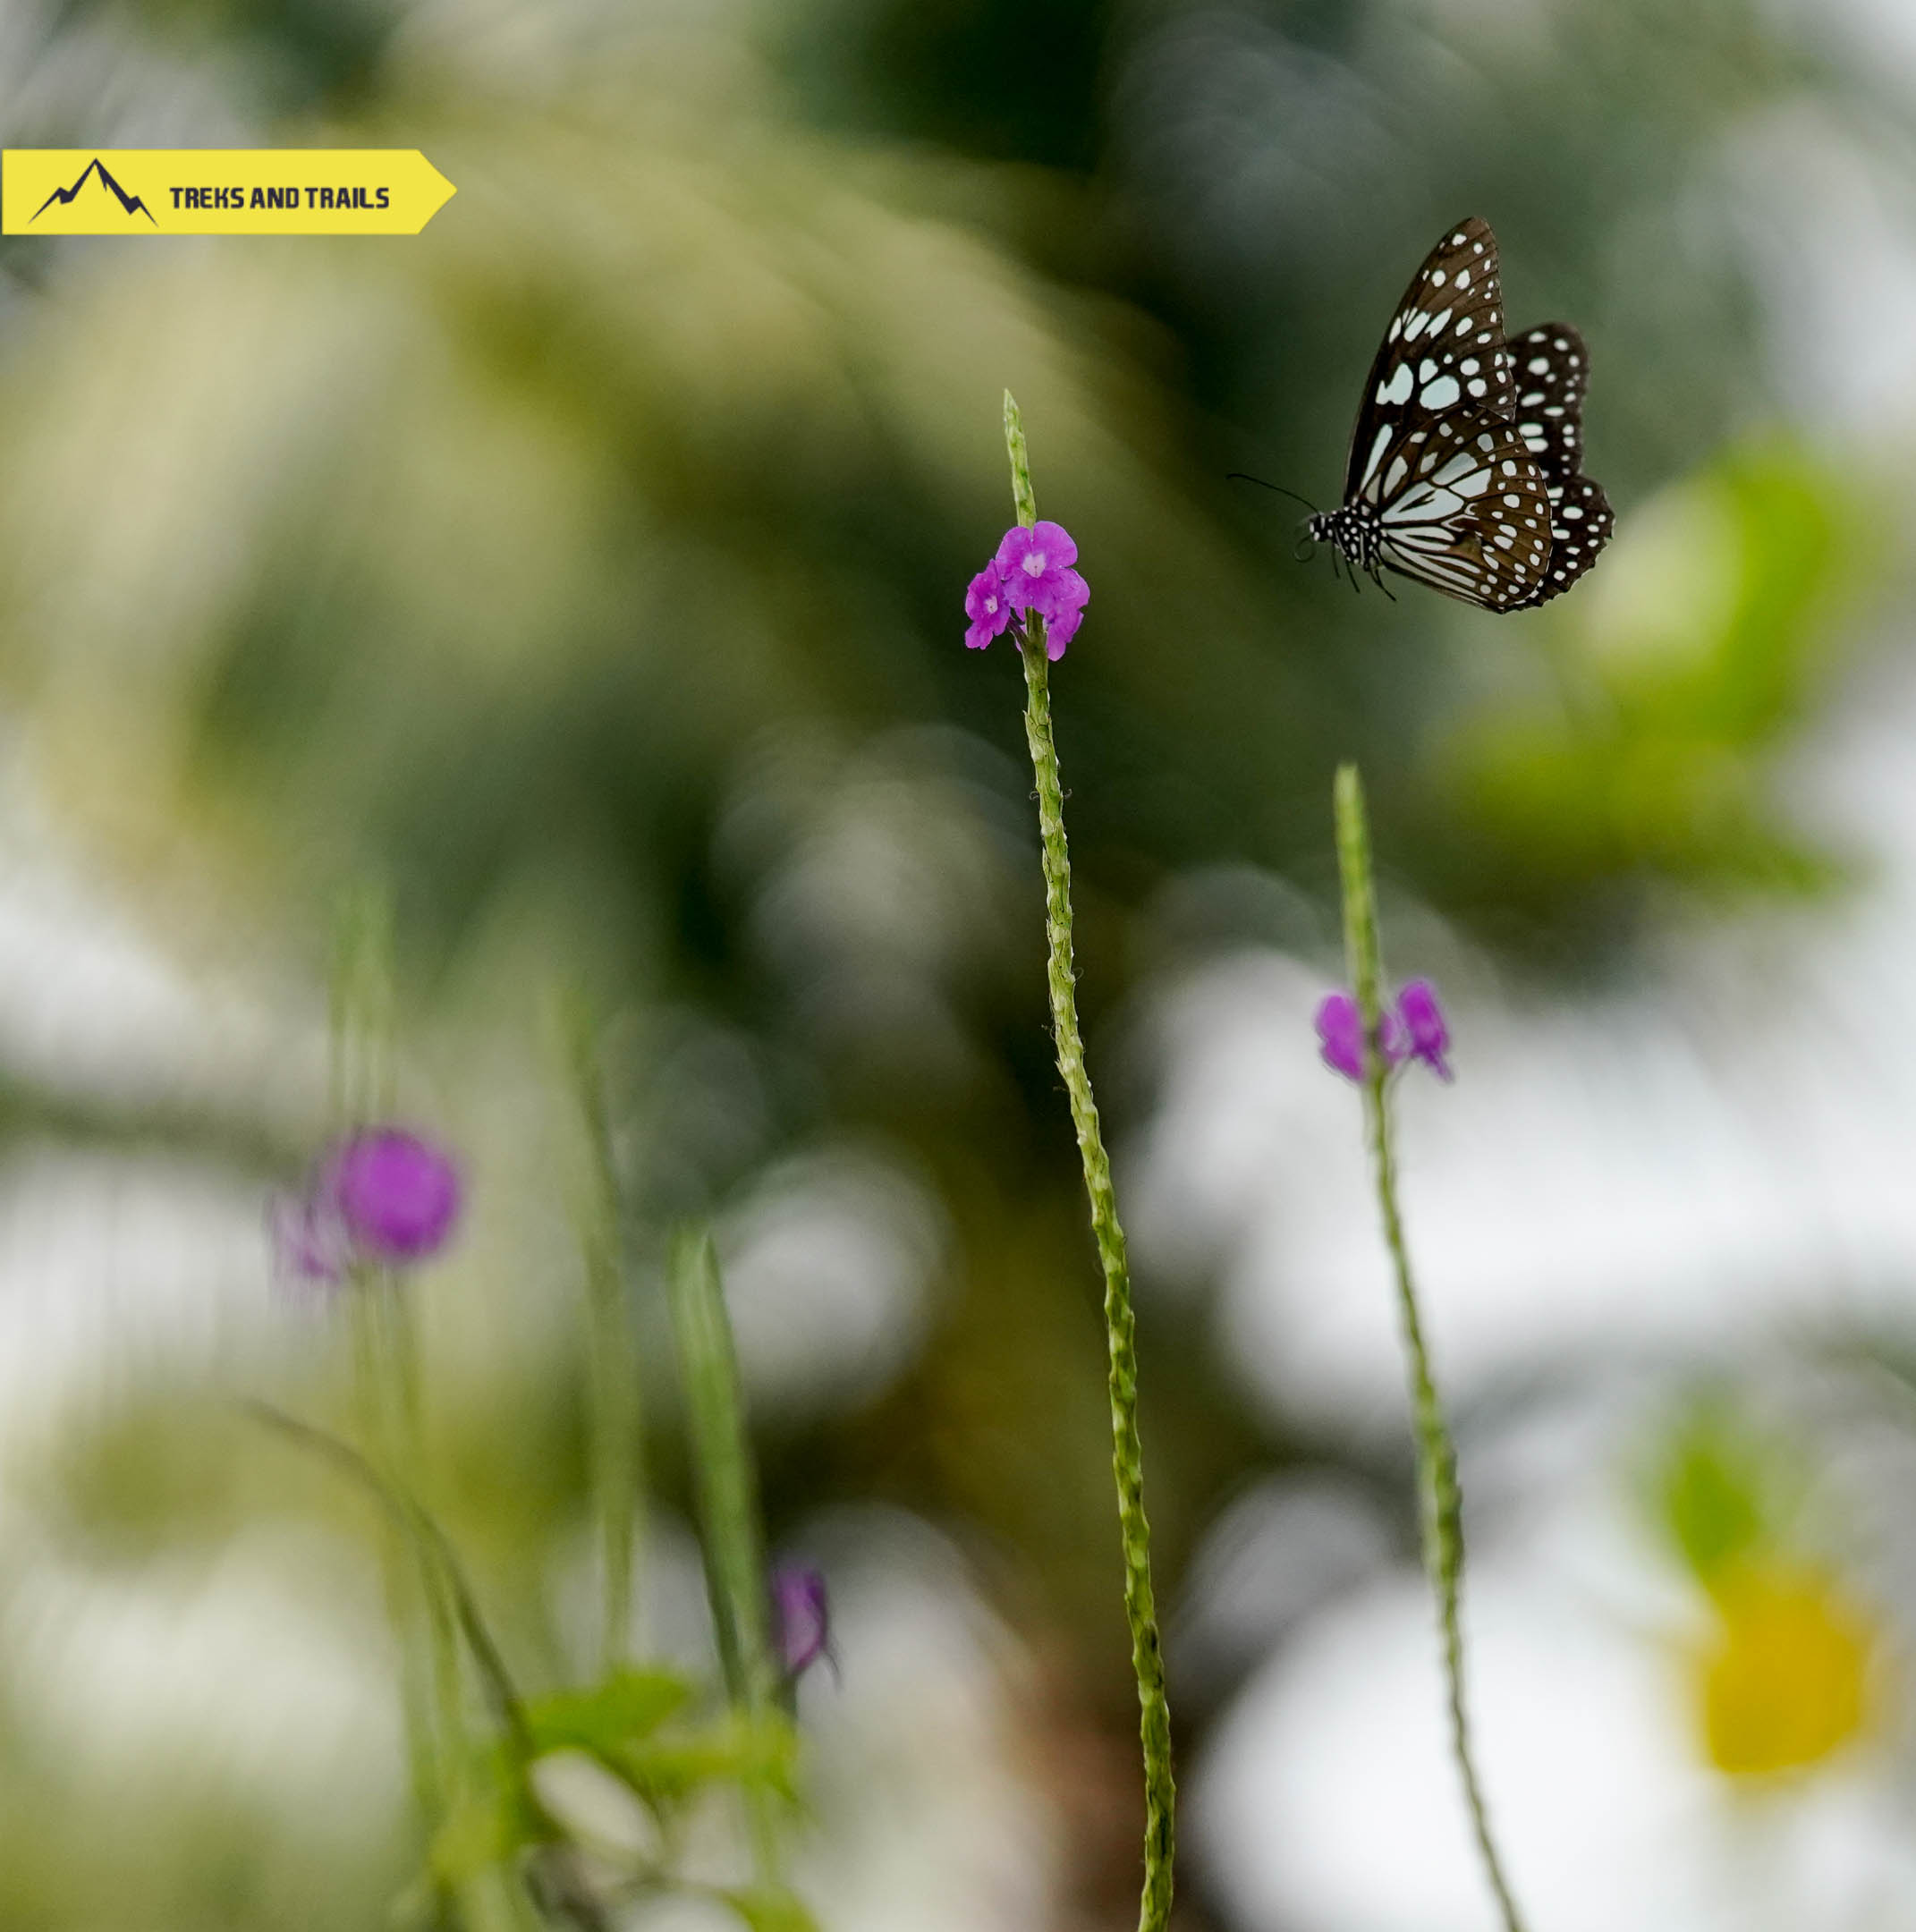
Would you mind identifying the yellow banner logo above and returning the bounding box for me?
[2,150,455,235]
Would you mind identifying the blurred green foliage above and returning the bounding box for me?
[1646,1392,1804,1590]
[1432,438,1871,946]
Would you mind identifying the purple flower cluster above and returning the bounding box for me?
[271,1127,463,1286]
[1316,979,1453,1083]
[965,521,1089,659]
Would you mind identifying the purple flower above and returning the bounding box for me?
[1315,989,1431,1083]
[968,522,1089,659]
[333,1130,463,1263]
[1315,992,1366,1081]
[1037,567,1089,659]
[1396,978,1453,1081]
[270,1126,463,1286]
[964,561,1013,651]
[994,521,1081,621]
[771,1564,832,1682]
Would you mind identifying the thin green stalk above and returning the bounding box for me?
[557,993,644,1674]
[348,1275,443,1826]
[1003,392,1174,1932]
[246,1400,533,1759]
[1333,764,1527,1932]
[665,1225,781,1885]
[330,886,507,1928]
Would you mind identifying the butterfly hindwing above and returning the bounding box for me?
[1343,216,1519,506]
[1520,472,1613,606]
[1505,323,1614,607]
[1370,408,1553,610]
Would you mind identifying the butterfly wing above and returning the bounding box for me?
[1369,408,1554,610]
[1342,216,1519,508]
[1505,323,1614,607]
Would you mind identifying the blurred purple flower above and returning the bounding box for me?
[269,1127,463,1287]
[267,1189,350,1288]
[771,1564,832,1682]
[1395,978,1453,1081]
[333,1130,463,1263]
[1315,988,1436,1083]
[1315,992,1366,1080]
[965,561,1013,650]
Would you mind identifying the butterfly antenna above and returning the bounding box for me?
[1226,472,1320,517]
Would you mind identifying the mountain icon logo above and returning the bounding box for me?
[31,157,157,225]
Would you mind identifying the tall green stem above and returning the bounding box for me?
[1333,765,1527,1932]
[332,888,445,1837]
[330,886,523,1931]
[1004,392,1174,1932]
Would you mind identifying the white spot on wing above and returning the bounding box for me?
[1376,365,1413,405]
[1360,422,1393,491]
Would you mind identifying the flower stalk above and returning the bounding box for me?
[327,888,505,1926]
[1331,764,1527,1932]
[1003,391,1174,1932]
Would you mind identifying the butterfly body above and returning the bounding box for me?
[1309,217,1611,611]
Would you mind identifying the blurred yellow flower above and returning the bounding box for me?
[1696,1563,1883,1779]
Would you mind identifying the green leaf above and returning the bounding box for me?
[606,1711,801,1809]
[525,1668,693,1759]
[1644,1394,1805,1589]
[718,1885,822,1932]
[428,1765,543,1889]
[1433,436,1873,922]
[666,1228,779,1718]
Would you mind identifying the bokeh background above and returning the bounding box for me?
[4,0,1916,1925]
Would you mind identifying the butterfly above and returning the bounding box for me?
[1305,216,1612,611]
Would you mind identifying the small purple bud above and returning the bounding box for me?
[268,1190,348,1289]
[1395,979,1453,1081]
[331,1130,463,1264]
[771,1564,832,1682]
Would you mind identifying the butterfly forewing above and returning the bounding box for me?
[1370,410,1552,610]
[1343,216,1518,506]
[1508,324,1590,483]
[1505,323,1614,607]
